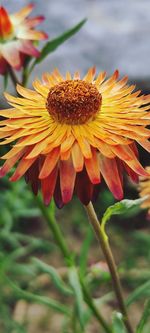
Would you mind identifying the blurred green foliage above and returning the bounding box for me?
[0,176,150,332]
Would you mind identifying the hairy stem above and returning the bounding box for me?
[85,202,134,333]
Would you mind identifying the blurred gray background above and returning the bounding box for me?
[1,0,150,89]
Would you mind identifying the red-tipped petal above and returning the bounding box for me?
[0,148,25,177]
[26,15,45,28]
[18,40,40,58]
[71,142,84,172]
[41,166,58,206]
[54,174,64,209]
[123,162,139,183]
[75,168,94,205]
[99,156,123,200]
[138,139,150,153]
[83,67,96,82]
[39,147,60,179]
[60,158,76,204]
[85,148,101,184]
[112,145,148,177]
[25,159,39,195]
[10,156,37,181]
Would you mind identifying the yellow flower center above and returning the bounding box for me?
[46,80,102,125]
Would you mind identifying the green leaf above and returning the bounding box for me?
[101,198,145,232]
[69,267,85,329]
[32,257,73,296]
[112,312,127,333]
[136,299,150,333]
[80,279,112,332]
[79,227,93,277]
[30,19,86,71]
[126,280,150,307]
[7,278,70,316]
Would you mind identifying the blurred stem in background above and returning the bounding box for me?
[7,66,20,87]
[85,202,134,333]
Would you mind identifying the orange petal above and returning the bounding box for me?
[85,148,100,184]
[1,145,25,159]
[39,147,60,179]
[95,71,106,86]
[0,148,25,177]
[71,142,84,172]
[52,68,64,82]
[60,135,75,153]
[60,150,71,160]
[73,71,80,79]
[65,71,72,80]
[99,156,123,200]
[10,156,37,181]
[83,67,96,82]
[112,145,148,176]
[77,136,92,158]
[75,168,93,205]
[25,140,48,159]
[41,166,58,205]
[138,139,150,152]
[60,158,76,203]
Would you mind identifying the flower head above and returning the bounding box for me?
[0,68,150,207]
[139,167,150,215]
[0,3,47,74]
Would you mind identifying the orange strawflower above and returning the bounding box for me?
[0,4,47,74]
[139,167,150,215]
[0,68,150,207]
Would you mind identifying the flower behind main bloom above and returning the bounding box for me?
[139,167,150,216]
[0,68,150,207]
[0,4,47,74]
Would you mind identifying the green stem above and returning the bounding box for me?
[35,196,111,333]
[22,67,29,87]
[85,202,134,333]
[36,197,71,264]
[81,278,112,333]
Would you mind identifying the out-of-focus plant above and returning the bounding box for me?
[0,3,86,88]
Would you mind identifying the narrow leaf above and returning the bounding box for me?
[69,267,85,329]
[126,280,150,307]
[136,299,150,333]
[32,257,73,295]
[79,227,93,277]
[30,19,86,71]
[7,278,70,316]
